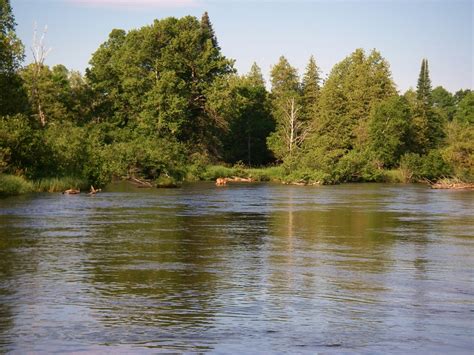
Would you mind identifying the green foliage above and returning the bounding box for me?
[0,114,39,176]
[86,15,233,156]
[199,164,285,182]
[300,49,396,183]
[283,168,331,185]
[268,56,303,161]
[40,122,89,178]
[454,89,471,105]
[442,120,473,182]
[200,165,237,180]
[20,64,91,125]
[34,176,89,193]
[0,0,27,116]
[432,86,455,121]
[312,49,396,153]
[420,150,452,180]
[1,4,471,191]
[245,166,285,182]
[201,12,219,49]
[399,153,423,182]
[382,169,405,183]
[410,59,444,153]
[155,175,180,188]
[95,133,188,184]
[0,174,33,196]
[417,59,432,105]
[333,150,384,183]
[368,95,411,167]
[399,151,451,182]
[301,55,321,122]
[206,66,274,165]
[453,91,474,124]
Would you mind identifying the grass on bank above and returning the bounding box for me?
[33,177,90,192]
[0,174,91,196]
[382,169,405,183]
[0,174,34,196]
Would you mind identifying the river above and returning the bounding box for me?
[0,183,473,353]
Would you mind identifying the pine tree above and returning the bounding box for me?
[301,55,321,122]
[411,58,444,153]
[201,12,219,49]
[417,58,432,105]
[300,49,397,176]
[270,56,299,96]
[267,56,306,161]
[247,62,265,87]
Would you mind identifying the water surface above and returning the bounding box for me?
[0,183,473,353]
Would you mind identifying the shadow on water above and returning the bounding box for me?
[0,183,473,352]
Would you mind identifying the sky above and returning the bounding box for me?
[11,0,473,92]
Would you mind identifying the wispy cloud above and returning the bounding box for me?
[68,0,198,8]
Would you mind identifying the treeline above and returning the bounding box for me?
[0,1,473,191]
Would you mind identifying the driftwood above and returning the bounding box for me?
[63,188,80,194]
[282,180,321,186]
[89,185,101,195]
[229,176,254,182]
[216,178,227,186]
[431,182,474,190]
[215,176,255,186]
[128,176,153,188]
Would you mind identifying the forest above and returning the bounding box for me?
[1,1,473,195]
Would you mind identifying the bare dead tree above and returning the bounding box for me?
[282,97,313,157]
[30,23,52,127]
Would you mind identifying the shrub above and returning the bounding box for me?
[399,153,422,183]
[399,151,451,182]
[0,174,33,196]
[333,150,384,183]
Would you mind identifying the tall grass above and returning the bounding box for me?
[0,174,34,196]
[382,169,405,183]
[34,177,89,192]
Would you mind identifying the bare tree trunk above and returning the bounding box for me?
[283,97,313,159]
[247,134,251,166]
[31,24,51,127]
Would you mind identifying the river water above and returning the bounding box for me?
[0,183,472,353]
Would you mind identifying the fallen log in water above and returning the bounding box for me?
[89,185,102,195]
[429,178,474,190]
[431,182,474,190]
[282,180,321,186]
[215,176,256,186]
[128,176,154,188]
[229,176,255,182]
[63,188,80,194]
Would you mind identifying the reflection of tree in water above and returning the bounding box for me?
[0,230,29,351]
[264,186,403,347]
[0,202,42,352]
[83,206,269,347]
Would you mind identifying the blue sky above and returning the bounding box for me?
[12,0,473,92]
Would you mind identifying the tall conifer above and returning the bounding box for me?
[411,58,443,152]
[417,58,432,105]
[301,55,321,122]
[201,12,219,49]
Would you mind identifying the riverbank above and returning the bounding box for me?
[430,178,474,190]
[0,175,89,196]
[1,166,472,197]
